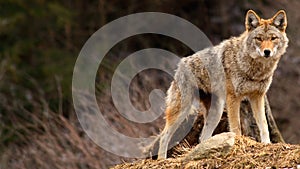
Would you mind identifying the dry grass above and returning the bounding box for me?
[113,136,300,169]
[0,110,107,169]
[0,75,124,169]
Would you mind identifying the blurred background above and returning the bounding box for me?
[0,0,299,168]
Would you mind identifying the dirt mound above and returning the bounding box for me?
[112,136,300,169]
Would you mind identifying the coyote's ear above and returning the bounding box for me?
[272,10,287,32]
[245,10,260,31]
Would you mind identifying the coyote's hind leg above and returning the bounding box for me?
[199,93,225,142]
[157,82,194,159]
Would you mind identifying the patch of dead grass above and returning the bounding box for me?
[113,136,300,169]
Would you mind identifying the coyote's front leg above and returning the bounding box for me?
[249,95,271,143]
[226,93,242,135]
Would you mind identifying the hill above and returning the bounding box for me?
[113,135,300,169]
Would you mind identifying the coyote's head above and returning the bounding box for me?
[245,10,288,59]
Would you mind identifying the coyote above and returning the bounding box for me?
[157,10,288,159]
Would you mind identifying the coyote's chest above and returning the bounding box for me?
[230,74,272,96]
[224,49,279,96]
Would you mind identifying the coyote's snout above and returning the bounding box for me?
[156,10,288,159]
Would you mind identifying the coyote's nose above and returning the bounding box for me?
[264,49,271,57]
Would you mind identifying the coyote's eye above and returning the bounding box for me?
[271,36,278,41]
[255,37,262,41]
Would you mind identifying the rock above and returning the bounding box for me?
[184,132,236,161]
